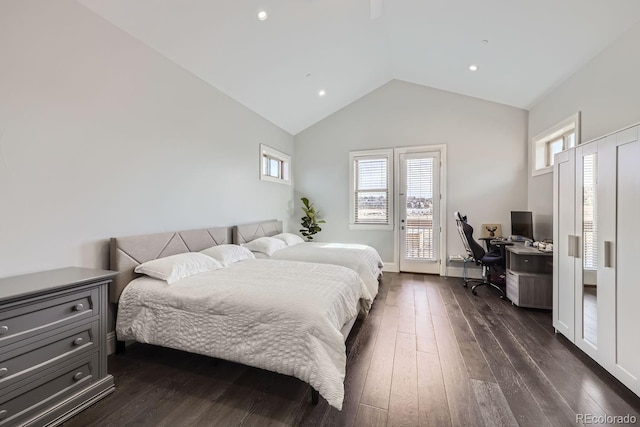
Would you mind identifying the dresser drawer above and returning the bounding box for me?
[0,321,98,390]
[0,287,99,348]
[0,352,98,426]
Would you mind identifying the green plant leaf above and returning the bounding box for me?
[300,196,325,240]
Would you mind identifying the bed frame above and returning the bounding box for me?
[109,224,359,406]
[233,219,282,244]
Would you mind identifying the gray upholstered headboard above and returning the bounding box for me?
[109,226,232,303]
[233,220,283,244]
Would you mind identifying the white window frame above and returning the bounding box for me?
[349,148,393,230]
[531,112,581,176]
[260,144,291,185]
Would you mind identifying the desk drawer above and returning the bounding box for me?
[509,255,552,274]
[0,288,99,348]
[0,352,98,426]
[506,270,552,309]
[0,321,98,390]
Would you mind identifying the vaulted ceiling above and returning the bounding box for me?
[78,0,640,135]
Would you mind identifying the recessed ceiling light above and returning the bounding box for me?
[318,89,326,97]
[257,10,268,21]
[469,64,479,71]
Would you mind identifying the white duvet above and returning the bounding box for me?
[116,259,372,409]
[269,243,383,299]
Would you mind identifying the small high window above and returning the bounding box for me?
[532,112,580,175]
[260,144,291,185]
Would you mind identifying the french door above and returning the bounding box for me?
[399,151,441,274]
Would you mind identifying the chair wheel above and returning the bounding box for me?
[500,295,505,300]
[463,283,468,288]
[472,289,478,296]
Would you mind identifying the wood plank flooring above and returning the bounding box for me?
[64,273,640,426]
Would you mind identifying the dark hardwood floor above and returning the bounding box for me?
[64,273,640,426]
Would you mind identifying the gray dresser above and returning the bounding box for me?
[0,267,116,426]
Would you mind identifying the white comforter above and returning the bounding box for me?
[116,259,372,409]
[270,243,383,300]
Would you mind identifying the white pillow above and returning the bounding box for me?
[134,252,222,284]
[241,237,287,256]
[200,244,255,266]
[272,232,305,246]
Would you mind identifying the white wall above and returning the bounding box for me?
[294,80,528,270]
[528,22,640,235]
[0,0,294,278]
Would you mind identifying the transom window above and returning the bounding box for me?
[532,112,580,175]
[260,144,291,185]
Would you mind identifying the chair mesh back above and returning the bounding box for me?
[455,216,473,258]
[462,222,486,260]
[455,212,486,261]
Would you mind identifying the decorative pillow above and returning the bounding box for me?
[134,252,222,284]
[272,232,305,246]
[200,244,255,266]
[241,236,287,256]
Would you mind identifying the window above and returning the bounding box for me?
[349,149,393,230]
[260,144,291,185]
[532,112,580,175]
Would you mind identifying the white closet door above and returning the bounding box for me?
[600,126,640,393]
[597,134,617,373]
[553,150,576,340]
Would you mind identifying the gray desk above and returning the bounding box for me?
[505,244,553,309]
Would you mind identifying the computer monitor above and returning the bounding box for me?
[511,211,534,241]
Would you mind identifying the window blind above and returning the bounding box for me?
[404,158,435,259]
[354,157,389,224]
[583,154,597,269]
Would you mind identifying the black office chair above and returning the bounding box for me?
[454,212,505,297]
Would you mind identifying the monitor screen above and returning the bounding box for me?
[511,211,534,240]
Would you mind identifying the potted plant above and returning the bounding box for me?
[299,197,326,241]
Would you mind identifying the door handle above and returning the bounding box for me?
[604,241,614,268]
[568,235,575,257]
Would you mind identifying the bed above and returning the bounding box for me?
[233,220,383,299]
[110,226,372,409]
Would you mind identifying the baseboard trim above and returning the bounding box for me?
[446,266,482,279]
[107,331,116,355]
[382,263,399,273]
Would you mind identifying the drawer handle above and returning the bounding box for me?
[0,368,7,378]
[73,303,84,312]
[73,337,84,346]
[73,372,83,381]
[0,410,7,420]
[0,326,7,335]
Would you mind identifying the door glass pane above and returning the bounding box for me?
[582,153,597,346]
[405,158,434,260]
